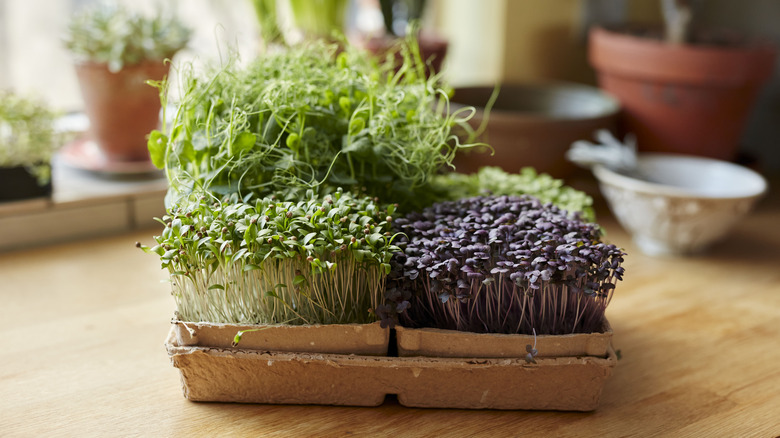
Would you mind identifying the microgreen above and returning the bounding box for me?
[139,189,400,325]
[382,195,625,335]
[0,91,57,185]
[525,328,538,364]
[429,167,596,221]
[149,37,478,213]
[63,3,191,72]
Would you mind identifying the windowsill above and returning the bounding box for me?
[0,153,168,251]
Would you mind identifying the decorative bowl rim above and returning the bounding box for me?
[593,152,768,200]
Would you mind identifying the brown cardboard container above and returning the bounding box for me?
[165,328,617,411]
[172,320,389,356]
[394,350,617,410]
[395,318,613,358]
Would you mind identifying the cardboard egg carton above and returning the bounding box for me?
[166,324,616,411]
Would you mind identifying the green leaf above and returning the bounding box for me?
[302,232,317,245]
[232,131,257,155]
[243,223,256,244]
[367,233,384,246]
[147,130,168,169]
[208,284,225,290]
[293,274,306,286]
[341,136,371,156]
[286,132,301,152]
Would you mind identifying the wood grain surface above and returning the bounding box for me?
[1,188,779,437]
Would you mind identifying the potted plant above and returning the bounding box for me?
[249,0,348,45]
[378,194,625,409]
[0,91,57,202]
[63,3,191,162]
[288,0,349,42]
[588,0,776,161]
[360,0,448,77]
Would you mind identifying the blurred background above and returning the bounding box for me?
[2,0,779,169]
[1,0,778,251]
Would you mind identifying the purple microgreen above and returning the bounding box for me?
[387,195,625,335]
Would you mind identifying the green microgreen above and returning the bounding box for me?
[139,189,401,325]
[429,166,596,221]
[149,37,478,213]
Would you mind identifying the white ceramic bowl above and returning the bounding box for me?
[593,153,768,256]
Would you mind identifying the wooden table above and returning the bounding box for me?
[2,187,779,437]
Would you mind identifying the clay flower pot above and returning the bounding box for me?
[75,60,170,162]
[450,83,619,178]
[589,26,776,161]
[361,32,448,77]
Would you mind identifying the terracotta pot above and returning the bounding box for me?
[589,26,777,161]
[0,165,51,202]
[450,83,619,178]
[395,317,612,358]
[75,60,169,162]
[360,31,448,77]
[172,320,390,356]
[165,327,617,410]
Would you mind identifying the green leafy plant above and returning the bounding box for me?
[250,0,284,45]
[149,38,476,212]
[250,0,349,45]
[0,91,57,185]
[289,0,349,41]
[63,3,191,72]
[138,189,400,325]
[429,166,596,221]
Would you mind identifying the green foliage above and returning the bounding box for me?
[250,0,283,45]
[139,189,400,324]
[430,167,596,221]
[151,38,476,213]
[0,91,56,185]
[63,3,191,72]
[288,0,349,40]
